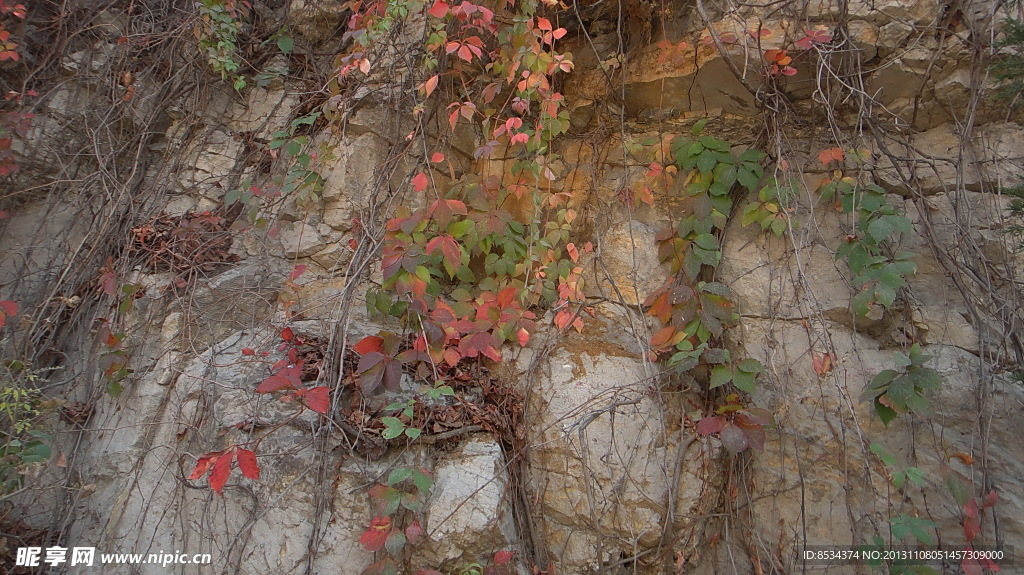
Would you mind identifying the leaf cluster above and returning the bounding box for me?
[820,179,916,316]
[861,344,942,425]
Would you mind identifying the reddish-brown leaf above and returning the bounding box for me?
[405,520,424,543]
[235,448,260,480]
[494,550,514,565]
[241,348,255,356]
[646,290,673,323]
[281,327,294,342]
[696,416,725,435]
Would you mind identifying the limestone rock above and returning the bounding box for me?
[519,324,717,573]
[587,220,668,306]
[278,221,328,258]
[423,438,519,566]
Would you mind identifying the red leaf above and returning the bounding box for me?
[241,348,256,356]
[426,235,462,276]
[359,516,392,551]
[305,386,330,414]
[494,550,514,565]
[281,327,294,342]
[289,264,307,281]
[0,300,17,317]
[412,172,429,192]
[517,327,530,347]
[257,365,302,393]
[208,450,234,494]
[428,0,449,18]
[431,152,445,163]
[235,448,260,480]
[188,451,222,480]
[257,374,293,393]
[353,335,384,355]
[536,17,552,31]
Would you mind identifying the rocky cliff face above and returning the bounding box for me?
[1,0,1021,574]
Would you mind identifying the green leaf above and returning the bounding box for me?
[738,149,765,163]
[869,442,897,466]
[885,376,914,409]
[874,397,898,425]
[411,468,433,494]
[693,233,718,251]
[690,118,708,136]
[732,369,756,393]
[889,515,938,545]
[696,150,717,175]
[710,365,732,388]
[277,34,294,54]
[387,467,413,486]
[738,358,763,373]
[737,164,763,190]
[224,188,242,206]
[905,466,926,487]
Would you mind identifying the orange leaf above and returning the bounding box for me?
[424,74,439,97]
[949,452,974,466]
[517,327,530,346]
[650,325,677,348]
[811,351,835,376]
[817,147,845,165]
